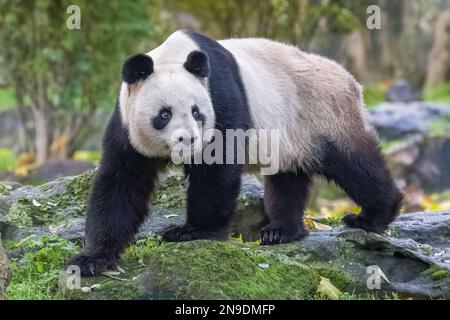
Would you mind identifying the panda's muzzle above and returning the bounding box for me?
[177,136,198,145]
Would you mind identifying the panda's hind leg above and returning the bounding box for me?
[261,170,311,245]
[321,137,403,233]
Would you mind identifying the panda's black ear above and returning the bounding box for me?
[184,50,210,78]
[122,54,153,84]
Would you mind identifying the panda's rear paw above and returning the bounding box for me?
[161,224,228,242]
[66,252,116,277]
[342,214,387,233]
[260,223,308,245]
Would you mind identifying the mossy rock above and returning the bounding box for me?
[61,240,327,300]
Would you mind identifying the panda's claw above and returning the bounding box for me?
[260,223,308,245]
[66,252,116,277]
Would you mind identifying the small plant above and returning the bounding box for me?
[5,236,79,300]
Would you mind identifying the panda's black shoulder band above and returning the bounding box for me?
[184,50,210,78]
[122,54,153,84]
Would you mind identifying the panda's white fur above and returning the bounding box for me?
[120,30,376,172]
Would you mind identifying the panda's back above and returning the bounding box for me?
[218,37,373,171]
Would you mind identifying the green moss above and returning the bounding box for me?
[150,173,186,208]
[423,266,450,281]
[6,171,94,227]
[122,240,320,299]
[311,264,351,291]
[0,182,14,196]
[66,170,94,200]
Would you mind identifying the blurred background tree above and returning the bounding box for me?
[0,0,164,165]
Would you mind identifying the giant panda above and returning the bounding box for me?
[68,30,403,276]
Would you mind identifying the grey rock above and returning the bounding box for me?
[385,135,450,192]
[23,160,95,185]
[386,79,421,103]
[369,102,450,139]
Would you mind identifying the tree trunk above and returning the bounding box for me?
[33,80,51,166]
[425,10,450,89]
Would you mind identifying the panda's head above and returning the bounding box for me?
[119,51,215,158]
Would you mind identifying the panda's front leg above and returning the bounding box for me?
[162,164,242,242]
[67,108,164,276]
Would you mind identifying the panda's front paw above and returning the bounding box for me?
[342,214,386,233]
[66,252,116,277]
[161,224,228,242]
[260,223,309,245]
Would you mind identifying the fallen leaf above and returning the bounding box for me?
[247,239,261,246]
[230,234,244,243]
[317,276,341,300]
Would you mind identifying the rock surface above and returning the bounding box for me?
[386,79,421,103]
[385,135,450,192]
[369,102,450,139]
[1,171,450,299]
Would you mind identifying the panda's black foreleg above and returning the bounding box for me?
[261,170,311,245]
[162,164,242,242]
[321,138,403,233]
[67,108,163,277]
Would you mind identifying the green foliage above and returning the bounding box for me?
[0,148,17,171]
[166,0,362,44]
[0,0,156,110]
[423,266,449,281]
[5,236,79,300]
[0,88,16,109]
[423,83,450,104]
[0,1,162,158]
[363,84,386,108]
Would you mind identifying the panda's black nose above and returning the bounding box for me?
[177,136,197,145]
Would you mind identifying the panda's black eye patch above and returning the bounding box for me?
[191,105,205,125]
[152,107,172,130]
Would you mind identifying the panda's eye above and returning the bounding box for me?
[192,106,200,119]
[159,109,172,120]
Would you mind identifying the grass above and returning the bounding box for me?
[0,87,16,109]
[5,236,79,300]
